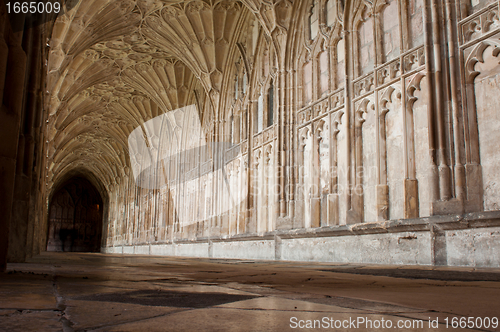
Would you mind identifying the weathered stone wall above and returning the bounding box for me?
[0,3,53,270]
[103,211,500,267]
[34,0,500,267]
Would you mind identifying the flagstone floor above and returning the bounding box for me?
[1,252,499,331]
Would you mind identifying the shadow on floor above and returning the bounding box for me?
[76,289,258,308]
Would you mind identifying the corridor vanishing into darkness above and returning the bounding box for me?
[47,177,104,253]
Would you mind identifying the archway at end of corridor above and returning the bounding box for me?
[46,177,104,252]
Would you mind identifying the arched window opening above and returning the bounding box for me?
[319,51,329,95]
[242,110,248,140]
[268,82,274,127]
[382,0,401,62]
[358,7,375,76]
[336,39,345,88]
[409,0,425,48]
[252,20,259,56]
[326,0,336,27]
[234,115,241,143]
[235,75,239,100]
[303,61,313,105]
[243,71,247,95]
[229,113,234,142]
[257,92,264,133]
[309,0,319,40]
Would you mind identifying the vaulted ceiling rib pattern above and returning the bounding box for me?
[45,0,294,193]
[142,0,246,95]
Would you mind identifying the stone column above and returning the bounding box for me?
[245,103,255,233]
[422,0,440,208]
[377,87,393,221]
[403,76,420,219]
[0,12,27,271]
[276,69,284,217]
[327,111,342,225]
[445,0,466,207]
[311,121,323,228]
[288,69,296,219]
[342,28,361,224]
[296,127,309,229]
[9,21,42,262]
[430,0,452,202]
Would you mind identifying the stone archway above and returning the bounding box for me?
[47,177,103,252]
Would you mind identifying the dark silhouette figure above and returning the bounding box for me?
[59,229,78,252]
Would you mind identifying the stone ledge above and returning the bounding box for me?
[106,210,500,247]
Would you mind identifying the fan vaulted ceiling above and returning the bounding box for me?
[45,0,294,193]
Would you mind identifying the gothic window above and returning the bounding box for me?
[470,0,495,13]
[242,71,247,95]
[234,115,241,143]
[235,75,239,100]
[229,113,234,142]
[252,20,259,56]
[336,39,345,88]
[355,0,415,75]
[242,110,248,140]
[257,92,264,133]
[326,0,336,27]
[358,7,375,76]
[319,50,329,95]
[262,45,270,78]
[230,113,241,144]
[303,61,313,105]
[409,0,425,48]
[382,0,401,62]
[309,0,319,40]
[267,81,274,127]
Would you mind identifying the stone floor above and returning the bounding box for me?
[1,253,499,332]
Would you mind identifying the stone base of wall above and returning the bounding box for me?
[103,211,500,267]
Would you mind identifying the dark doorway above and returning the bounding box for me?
[47,177,103,252]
